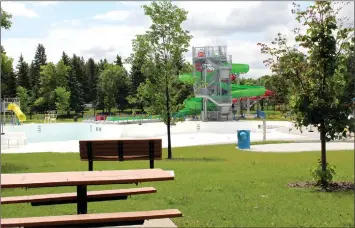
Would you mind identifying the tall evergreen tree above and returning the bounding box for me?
[29,44,47,99]
[16,54,30,90]
[60,51,70,66]
[68,54,85,113]
[114,55,123,67]
[127,61,147,111]
[68,75,84,113]
[85,58,98,104]
[95,59,108,111]
[79,56,90,103]
[97,58,108,74]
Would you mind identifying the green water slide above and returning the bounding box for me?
[176,63,265,116]
[179,73,265,98]
[232,63,250,74]
[231,85,265,98]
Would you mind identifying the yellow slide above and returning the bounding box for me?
[8,103,26,122]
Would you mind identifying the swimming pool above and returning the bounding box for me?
[4,123,121,143]
[3,121,292,144]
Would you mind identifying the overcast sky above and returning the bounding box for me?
[2,1,354,78]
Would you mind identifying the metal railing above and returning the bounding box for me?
[1,138,27,149]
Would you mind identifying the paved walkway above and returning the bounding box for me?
[247,142,353,152]
[118,218,177,227]
[2,139,353,154]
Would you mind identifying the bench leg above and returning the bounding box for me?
[77,185,87,214]
[149,140,154,169]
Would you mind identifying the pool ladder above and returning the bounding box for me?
[89,125,101,132]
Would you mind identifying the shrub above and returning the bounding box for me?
[310,159,336,188]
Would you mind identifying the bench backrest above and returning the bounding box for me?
[79,139,162,170]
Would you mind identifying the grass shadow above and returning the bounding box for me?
[1,162,29,173]
[287,181,355,193]
[166,157,226,162]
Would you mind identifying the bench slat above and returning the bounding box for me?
[80,143,162,150]
[80,149,162,158]
[81,155,163,161]
[79,139,161,144]
[79,141,162,151]
[1,209,182,227]
[1,187,156,204]
[79,140,162,159]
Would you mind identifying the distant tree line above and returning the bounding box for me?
[3,44,134,117]
[2,42,195,118]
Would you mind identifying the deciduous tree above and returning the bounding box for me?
[55,87,71,117]
[258,1,354,188]
[97,64,128,113]
[16,86,31,114]
[1,9,12,29]
[132,1,193,158]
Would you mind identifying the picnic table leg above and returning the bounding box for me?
[77,185,88,214]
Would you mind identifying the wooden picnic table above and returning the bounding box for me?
[2,169,174,215]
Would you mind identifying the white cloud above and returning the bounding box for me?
[93,10,131,21]
[50,19,83,28]
[3,24,146,68]
[178,1,293,35]
[30,2,59,7]
[2,2,39,18]
[4,1,310,78]
[117,1,145,7]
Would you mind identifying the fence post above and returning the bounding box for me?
[263,118,266,142]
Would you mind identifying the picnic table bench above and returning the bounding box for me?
[79,139,162,171]
[1,169,181,228]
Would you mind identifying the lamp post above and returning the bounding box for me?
[352,98,355,153]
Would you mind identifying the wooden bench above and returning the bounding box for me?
[1,209,182,227]
[1,187,156,206]
[79,139,162,171]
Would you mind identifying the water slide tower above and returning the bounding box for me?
[192,46,233,121]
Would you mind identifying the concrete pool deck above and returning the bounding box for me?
[2,135,353,154]
[1,121,353,153]
[246,141,353,152]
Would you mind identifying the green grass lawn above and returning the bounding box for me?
[1,145,353,227]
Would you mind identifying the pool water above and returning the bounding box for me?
[3,121,290,144]
[4,123,123,143]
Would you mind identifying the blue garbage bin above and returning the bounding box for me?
[237,130,251,149]
[256,110,266,119]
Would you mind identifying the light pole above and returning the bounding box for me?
[0,2,3,136]
[352,98,355,153]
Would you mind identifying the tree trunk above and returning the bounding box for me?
[166,77,172,159]
[319,122,327,187]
